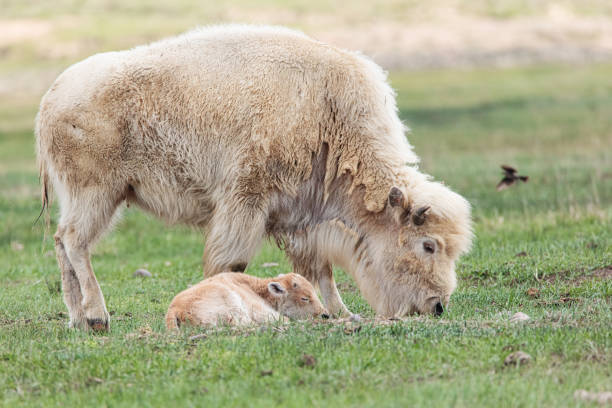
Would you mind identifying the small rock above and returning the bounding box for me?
[10,241,24,251]
[262,262,279,268]
[86,377,104,386]
[300,354,316,368]
[125,325,154,340]
[133,269,152,278]
[349,314,362,323]
[189,333,208,342]
[504,351,532,366]
[574,389,612,405]
[509,312,530,323]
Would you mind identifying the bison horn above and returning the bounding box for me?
[412,206,430,226]
[388,186,404,208]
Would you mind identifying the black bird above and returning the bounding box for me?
[496,165,529,191]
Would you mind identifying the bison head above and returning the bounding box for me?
[270,273,330,320]
[353,182,472,318]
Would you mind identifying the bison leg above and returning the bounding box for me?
[55,192,120,332]
[54,229,86,329]
[202,200,267,277]
[290,257,351,317]
[317,265,351,317]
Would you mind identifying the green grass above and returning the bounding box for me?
[1,60,611,407]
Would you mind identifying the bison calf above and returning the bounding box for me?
[166,272,329,329]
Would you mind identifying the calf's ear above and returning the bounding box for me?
[268,282,287,297]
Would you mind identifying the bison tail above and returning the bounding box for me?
[34,130,53,234]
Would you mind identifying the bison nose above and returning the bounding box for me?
[434,302,444,317]
[321,313,330,319]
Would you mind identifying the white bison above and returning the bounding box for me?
[36,25,472,331]
[165,272,329,329]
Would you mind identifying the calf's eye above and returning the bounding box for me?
[423,241,435,254]
[301,297,310,302]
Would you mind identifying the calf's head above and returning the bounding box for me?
[356,182,472,318]
[267,273,329,320]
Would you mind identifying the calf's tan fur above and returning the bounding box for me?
[36,25,472,331]
[166,272,328,328]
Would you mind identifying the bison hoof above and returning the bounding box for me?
[87,318,110,332]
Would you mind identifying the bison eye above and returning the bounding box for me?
[423,241,435,254]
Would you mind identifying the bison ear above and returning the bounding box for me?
[268,282,287,297]
[388,187,404,208]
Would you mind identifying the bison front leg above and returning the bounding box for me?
[317,264,351,318]
[202,200,267,277]
[290,257,351,317]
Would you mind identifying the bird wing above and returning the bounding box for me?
[501,165,517,175]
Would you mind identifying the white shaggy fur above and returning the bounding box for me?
[36,25,472,331]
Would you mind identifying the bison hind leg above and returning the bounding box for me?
[55,232,86,329]
[54,184,126,331]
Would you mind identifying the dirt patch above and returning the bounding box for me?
[544,266,612,285]
[313,6,612,70]
[590,266,612,280]
[5,5,612,100]
[124,325,159,340]
[537,296,580,307]
[226,5,612,70]
[0,317,33,327]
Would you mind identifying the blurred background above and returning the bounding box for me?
[2,0,611,210]
[1,0,610,286]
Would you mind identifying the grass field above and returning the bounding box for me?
[0,59,610,406]
[1,2,612,404]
